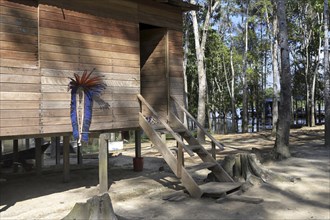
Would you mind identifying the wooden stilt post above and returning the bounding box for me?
[77,143,83,165]
[133,130,143,172]
[99,133,109,193]
[55,137,61,165]
[35,138,42,175]
[63,136,70,182]
[13,139,19,173]
[0,140,2,162]
[0,140,2,174]
[135,130,141,158]
[25,139,30,149]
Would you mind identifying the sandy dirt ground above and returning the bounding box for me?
[0,125,329,220]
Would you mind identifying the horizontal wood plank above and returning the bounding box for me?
[0,109,40,119]
[0,118,39,127]
[0,126,40,137]
[0,92,41,100]
[0,83,40,92]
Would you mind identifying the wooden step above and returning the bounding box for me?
[187,145,202,151]
[154,127,186,134]
[199,182,242,198]
[186,162,216,172]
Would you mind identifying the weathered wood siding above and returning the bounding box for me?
[138,0,183,30]
[0,0,40,137]
[140,28,168,120]
[0,0,185,138]
[169,30,184,120]
[38,2,140,134]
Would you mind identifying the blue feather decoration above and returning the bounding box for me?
[68,69,109,143]
[70,88,79,140]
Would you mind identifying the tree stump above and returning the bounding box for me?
[62,193,117,220]
[206,153,295,189]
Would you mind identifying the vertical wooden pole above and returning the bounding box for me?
[211,142,216,160]
[63,136,70,182]
[25,139,30,149]
[55,137,60,165]
[99,133,108,193]
[177,141,183,178]
[77,143,83,165]
[0,140,2,162]
[35,138,42,175]
[135,130,141,158]
[13,139,19,173]
[0,140,2,174]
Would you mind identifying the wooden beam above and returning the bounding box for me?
[35,138,42,175]
[55,137,61,165]
[99,133,109,193]
[135,130,141,158]
[211,142,216,159]
[77,143,83,165]
[63,136,70,182]
[25,139,30,149]
[13,139,18,173]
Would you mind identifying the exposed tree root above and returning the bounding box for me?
[206,153,297,191]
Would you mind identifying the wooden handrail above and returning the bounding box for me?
[137,94,195,157]
[170,96,225,150]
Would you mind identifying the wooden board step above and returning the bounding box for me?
[199,182,242,198]
[187,162,216,173]
[187,145,202,151]
[153,127,186,134]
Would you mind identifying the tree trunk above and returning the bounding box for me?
[183,14,189,127]
[324,0,330,147]
[190,0,220,142]
[191,10,207,142]
[63,193,117,220]
[274,0,291,159]
[242,5,249,133]
[230,32,237,132]
[266,1,280,135]
[311,19,323,127]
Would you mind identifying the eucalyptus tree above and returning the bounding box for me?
[288,0,325,127]
[274,0,291,159]
[324,0,329,147]
[190,0,221,142]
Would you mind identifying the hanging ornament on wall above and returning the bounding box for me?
[68,69,109,144]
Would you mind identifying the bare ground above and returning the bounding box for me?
[0,125,329,220]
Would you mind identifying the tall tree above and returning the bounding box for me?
[324,0,330,147]
[190,0,220,142]
[241,0,250,133]
[265,0,280,135]
[274,0,291,158]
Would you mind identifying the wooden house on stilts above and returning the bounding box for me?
[0,0,239,198]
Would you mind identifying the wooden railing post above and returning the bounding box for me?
[99,133,109,193]
[211,142,216,160]
[177,141,183,178]
[63,136,70,182]
[170,96,225,151]
[35,138,43,176]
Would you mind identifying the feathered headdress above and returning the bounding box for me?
[68,69,109,144]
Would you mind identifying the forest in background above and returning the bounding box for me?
[182,0,329,157]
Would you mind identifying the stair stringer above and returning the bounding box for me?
[139,113,203,198]
[169,111,234,182]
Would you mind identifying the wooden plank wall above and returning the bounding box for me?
[140,28,168,120]
[0,0,40,137]
[38,2,140,134]
[168,30,184,120]
[138,0,183,30]
[0,0,185,138]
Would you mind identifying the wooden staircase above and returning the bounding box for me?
[138,94,241,198]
